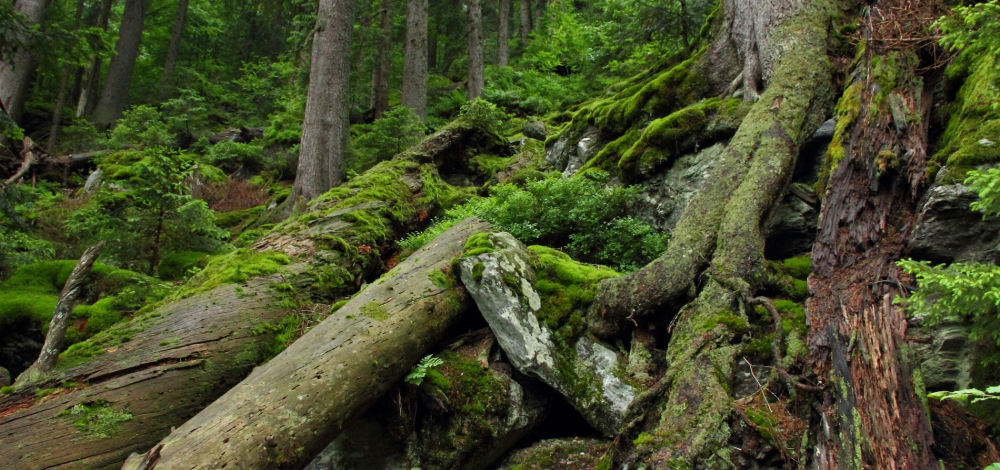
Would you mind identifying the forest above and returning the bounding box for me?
[0,0,999,468]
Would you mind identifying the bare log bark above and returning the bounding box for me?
[0,0,52,122]
[292,0,357,202]
[16,241,106,386]
[4,137,39,185]
[402,0,429,120]
[467,0,485,100]
[497,0,511,66]
[371,0,394,120]
[124,218,489,470]
[92,0,150,127]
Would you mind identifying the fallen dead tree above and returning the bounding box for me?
[124,219,489,469]
[0,118,506,470]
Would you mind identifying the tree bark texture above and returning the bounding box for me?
[125,218,489,470]
[497,0,511,66]
[519,0,530,44]
[292,0,356,202]
[532,0,545,32]
[0,119,504,470]
[467,0,485,100]
[371,0,394,120]
[402,0,428,120]
[0,0,53,122]
[807,9,940,468]
[76,0,114,118]
[16,241,105,386]
[91,0,150,127]
[586,2,836,466]
[159,0,190,99]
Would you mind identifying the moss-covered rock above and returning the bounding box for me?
[457,232,634,436]
[494,438,612,470]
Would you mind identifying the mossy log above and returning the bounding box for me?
[0,120,504,470]
[123,218,489,470]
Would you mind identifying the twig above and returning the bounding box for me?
[744,357,772,412]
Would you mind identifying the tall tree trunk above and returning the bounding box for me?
[0,0,53,123]
[532,0,545,32]
[122,219,488,470]
[15,242,105,386]
[807,4,941,467]
[158,0,190,99]
[497,0,510,66]
[46,0,86,152]
[291,0,357,203]
[402,0,428,120]
[467,0,484,100]
[91,0,150,128]
[519,0,530,45]
[370,0,394,120]
[76,0,114,119]
[428,14,437,72]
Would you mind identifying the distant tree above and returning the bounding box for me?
[371,0,394,120]
[0,0,53,122]
[402,0,428,120]
[159,0,191,99]
[92,0,150,127]
[467,0,485,100]
[497,0,511,66]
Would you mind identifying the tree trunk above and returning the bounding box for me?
[532,0,545,32]
[46,0,86,152]
[291,0,357,203]
[158,0,190,99]
[402,0,428,120]
[370,0,394,120]
[519,0,531,44]
[0,119,505,470]
[15,241,105,386]
[122,218,489,470]
[467,0,484,100]
[807,4,940,467]
[428,16,438,72]
[0,0,53,122]
[587,1,837,466]
[91,0,150,128]
[497,0,510,66]
[76,0,114,118]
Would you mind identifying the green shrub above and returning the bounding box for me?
[351,107,426,172]
[205,141,267,173]
[107,106,173,149]
[460,99,511,136]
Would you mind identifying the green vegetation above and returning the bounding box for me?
[350,106,427,173]
[58,401,133,439]
[528,245,619,339]
[405,354,445,386]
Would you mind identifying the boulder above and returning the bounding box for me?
[546,126,605,177]
[305,333,549,470]
[0,367,10,388]
[458,232,636,436]
[495,438,612,470]
[909,321,975,391]
[909,183,1000,263]
[523,120,547,141]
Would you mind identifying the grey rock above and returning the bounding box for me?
[910,322,974,391]
[980,138,995,147]
[909,183,1000,263]
[83,168,103,194]
[458,233,635,436]
[305,416,408,470]
[494,438,611,470]
[546,126,604,177]
[523,120,547,141]
[635,143,724,232]
[765,195,818,259]
[0,367,10,388]
[810,118,837,141]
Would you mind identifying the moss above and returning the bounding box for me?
[633,432,655,447]
[0,386,13,395]
[462,232,497,257]
[360,301,391,322]
[781,256,812,280]
[157,251,213,281]
[179,249,290,297]
[471,262,486,282]
[820,80,863,195]
[934,52,1000,177]
[330,300,349,313]
[470,154,518,178]
[58,400,133,439]
[214,206,265,230]
[618,98,748,178]
[249,315,302,363]
[429,268,455,289]
[528,245,619,340]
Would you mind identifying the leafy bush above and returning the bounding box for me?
[483,66,589,116]
[205,141,268,173]
[401,172,668,272]
[0,184,60,279]
[107,106,174,149]
[351,106,426,172]
[67,148,228,274]
[460,99,511,136]
[936,0,1000,58]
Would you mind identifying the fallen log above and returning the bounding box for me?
[124,218,490,469]
[0,118,505,469]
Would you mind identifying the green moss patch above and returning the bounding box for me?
[179,249,290,296]
[528,246,619,340]
[58,400,133,439]
[934,53,1000,178]
[157,251,213,281]
[360,302,391,322]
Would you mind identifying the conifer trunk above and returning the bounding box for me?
[159,0,190,99]
[467,0,485,100]
[0,0,53,122]
[402,0,428,120]
[519,0,531,44]
[497,0,511,66]
[92,0,150,127]
[292,0,356,202]
[76,0,114,118]
[371,0,394,120]
[46,0,86,152]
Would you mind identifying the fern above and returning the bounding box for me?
[405,355,445,386]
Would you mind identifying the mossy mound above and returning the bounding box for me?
[934,53,1000,178]
[157,251,213,281]
[0,261,166,348]
[528,246,619,341]
[496,438,612,470]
